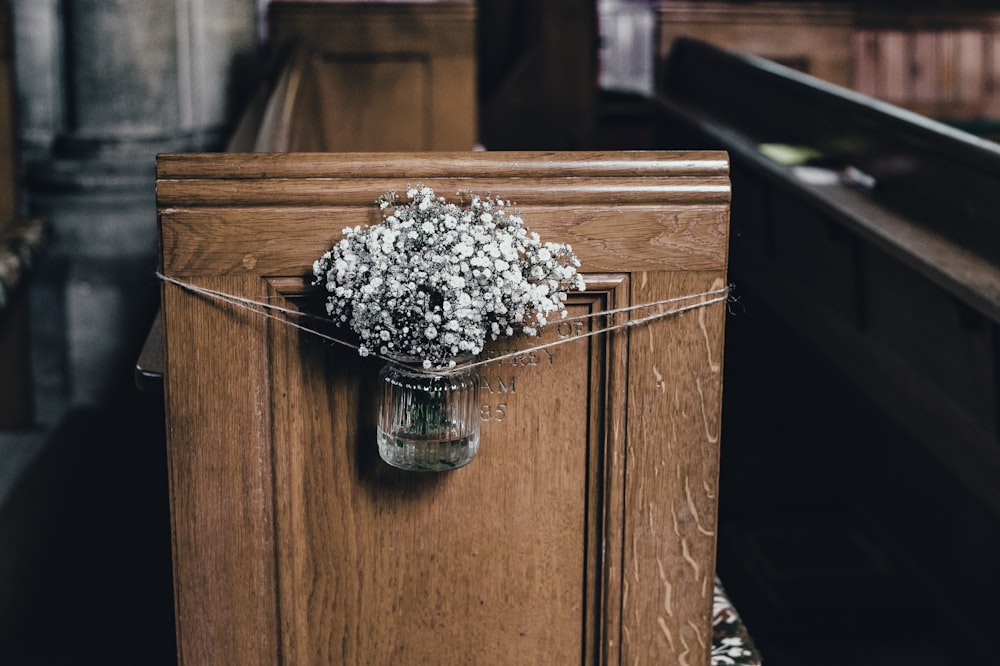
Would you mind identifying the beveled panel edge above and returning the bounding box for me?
[155,151,730,182]
[262,273,628,664]
[157,178,731,208]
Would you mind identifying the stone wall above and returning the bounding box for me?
[10,0,258,418]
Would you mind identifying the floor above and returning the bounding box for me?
[0,290,987,665]
[0,392,176,665]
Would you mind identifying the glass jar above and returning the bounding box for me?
[376,358,480,471]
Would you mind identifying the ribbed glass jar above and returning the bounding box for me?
[376,358,480,471]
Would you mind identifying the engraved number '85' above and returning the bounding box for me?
[480,403,507,422]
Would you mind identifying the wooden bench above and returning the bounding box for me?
[653,35,1000,657]
[233,0,477,152]
[155,151,731,665]
[138,6,769,663]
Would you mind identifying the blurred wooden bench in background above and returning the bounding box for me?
[232,0,477,153]
[655,2,1000,133]
[653,36,1000,660]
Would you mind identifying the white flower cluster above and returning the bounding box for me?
[313,185,585,368]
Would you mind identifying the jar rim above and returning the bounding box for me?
[384,353,477,368]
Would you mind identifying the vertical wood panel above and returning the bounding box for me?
[269,286,623,664]
[267,2,477,151]
[912,32,939,104]
[158,152,730,664]
[881,31,909,103]
[307,55,429,151]
[622,270,725,665]
[939,31,959,103]
[854,30,879,97]
[956,30,984,104]
[161,276,280,666]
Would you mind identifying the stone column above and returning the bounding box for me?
[13,0,257,415]
[9,0,62,165]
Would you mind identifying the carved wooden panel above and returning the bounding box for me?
[265,1,476,151]
[156,152,730,664]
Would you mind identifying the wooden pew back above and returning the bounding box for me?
[235,1,477,152]
[664,36,1000,255]
[156,151,730,665]
[653,37,1000,657]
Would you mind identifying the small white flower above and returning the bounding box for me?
[312,185,585,368]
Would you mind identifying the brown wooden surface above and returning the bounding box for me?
[157,151,730,664]
[261,2,477,151]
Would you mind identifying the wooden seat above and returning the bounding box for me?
[155,150,731,664]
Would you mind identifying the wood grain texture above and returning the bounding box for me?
[622,270,726,663]
[158,204,727,278]
[161,274,280,665]
[267,280,622,664]
[157,152,730,664]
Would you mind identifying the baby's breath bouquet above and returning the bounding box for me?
[312,185,585,369]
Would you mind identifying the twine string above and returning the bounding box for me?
[155,272,730,376]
